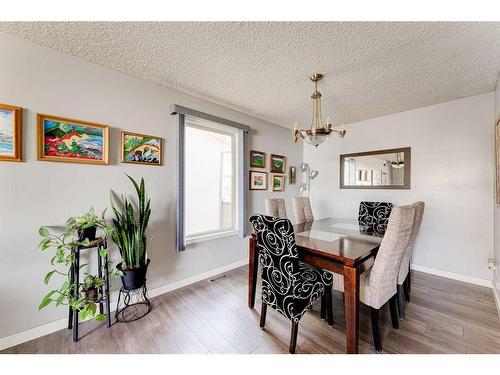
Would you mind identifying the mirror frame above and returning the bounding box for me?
[339,147,411,190]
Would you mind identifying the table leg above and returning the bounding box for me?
[343,265,360,354]
[248,235,258,309]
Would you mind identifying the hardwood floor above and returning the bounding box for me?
[2,267,500,354]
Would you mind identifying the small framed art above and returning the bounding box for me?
[0,103,22,162]
[37,113,109,165]
[250,150,266,168]
[121,131,163,166]
[270,154,286,173]
[271,174,285,192]
[249,170,267,190]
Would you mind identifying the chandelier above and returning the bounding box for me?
[390,152,404,169]
[293,73,346,147]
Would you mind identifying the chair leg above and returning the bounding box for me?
[289,321,299,354]
[320,294,326,320]
[389,295,399,329]
[260,302,267,328]
[370,307,382,353]
[396,284,405,320]
[403,277,411,302]
[325,288,334,326]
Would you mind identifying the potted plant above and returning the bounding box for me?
[111,175,151,290]
[64,207,110,241]
[81,273,105,302]
[38,208,118,321]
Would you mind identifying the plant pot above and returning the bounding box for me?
[117,259,150,290]
[83,287,98,302]
[78,226,97,242]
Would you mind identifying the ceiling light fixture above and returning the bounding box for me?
[293,73,346,147]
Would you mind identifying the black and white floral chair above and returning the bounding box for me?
[358,201,393,236]
[249,214,333,353]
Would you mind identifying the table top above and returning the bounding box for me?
[294,218,383,266]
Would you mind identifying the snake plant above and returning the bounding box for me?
[111,175,151,269]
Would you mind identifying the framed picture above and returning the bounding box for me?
[0,103,22,162]
[270,154,286,173]
[249,171,267,190]
[271,174,285,192]
[289,166,296,184]
[250,150,266,168]
[121,131,163,166]
[37,114,109,165]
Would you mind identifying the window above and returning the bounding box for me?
[184,116,239,243]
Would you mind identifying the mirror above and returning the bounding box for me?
[340,147,411,189]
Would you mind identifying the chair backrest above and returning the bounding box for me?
[368,204,415,308]
[358,201,393,236]
[265,198,288,219]
[249,215,300,317]
[397,201,425,284]
[292,197,314,224]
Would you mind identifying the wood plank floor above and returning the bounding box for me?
[2,267,500,354]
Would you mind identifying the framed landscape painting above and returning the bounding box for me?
[0,103,22,162]
[249,171,267,190]
[121,131,163,166]
[37,114,109,164]
[271,174,285,192]
[250,150,266,168]
[270,154,286,173]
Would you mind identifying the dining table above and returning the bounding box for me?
[247,217,384,354]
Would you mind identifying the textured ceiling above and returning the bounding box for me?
[1,22,499,128]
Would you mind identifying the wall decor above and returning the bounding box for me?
[270,154,286,173]
[271,174,285,192]
[37,114,109,164]
[249,171,267,190]
[289,166,296,184]
[121,131,163,166]
[340,147,411,189]
[0,103,22,162]
[250,150,266,168]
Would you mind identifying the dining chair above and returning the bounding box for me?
[265,198,288,219]
[358,201,393,236]
[249,214,334,354]
[330,204,416,352]
[396,201,425,319]
[292,197,314,224]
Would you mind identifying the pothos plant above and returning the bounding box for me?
[38,208,122,321]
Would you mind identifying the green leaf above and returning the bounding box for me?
[56,294,66,306]
[39,227,49,237]
[39,290,56,310]
[80,307,89,321]
[95,314,106,321]
[99,249,108,258]
[38,237,51,251]
[44,270,56,285]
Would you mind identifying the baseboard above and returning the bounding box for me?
[492,281,500,319]
[0,258,248,352]
[410,263,492,288]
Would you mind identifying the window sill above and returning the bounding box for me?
[186,229,239,245]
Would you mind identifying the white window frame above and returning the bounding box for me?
[184,116,240,245]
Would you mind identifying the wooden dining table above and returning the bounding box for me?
[247,217,384,354]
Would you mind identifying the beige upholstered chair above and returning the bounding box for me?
[396,201,425,319]
[330,204,416,352]
[264,198,288,219]
[292,197,314,224]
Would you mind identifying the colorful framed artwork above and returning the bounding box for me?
[270,154,286,173]
[250,150,266,168]
[121,131,163,166]
[249,170,267,190]
[0,103,22,162]
[271,174,285,192]
[37,114,109,165]
[289,166,296,184]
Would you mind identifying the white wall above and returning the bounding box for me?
[304,92,496,281]
[494,75,500,292]
[0,32,303,339]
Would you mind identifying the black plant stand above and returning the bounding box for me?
[115,282,151,322]
[68,238,111,342]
